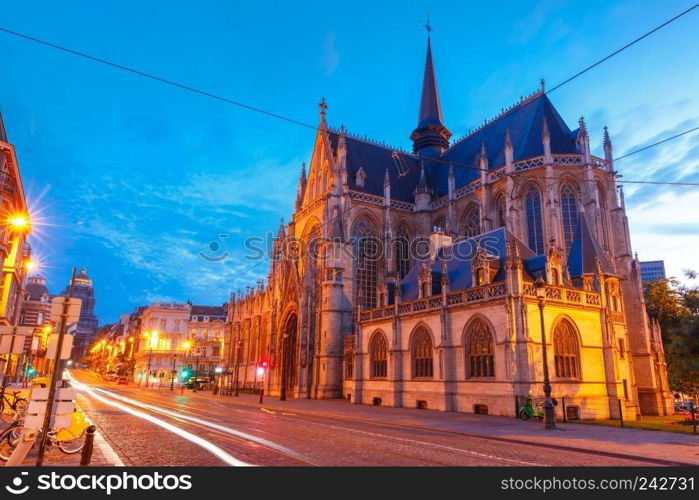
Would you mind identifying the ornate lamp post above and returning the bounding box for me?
[233,339,242,397]
[279,332,289,401]
[534,276,556,430]
[170,353,177,391]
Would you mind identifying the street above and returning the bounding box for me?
[68,370,692,467]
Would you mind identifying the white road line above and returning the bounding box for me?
[88,385,311,463]
[70,377,251,467]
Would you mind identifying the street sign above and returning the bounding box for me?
[0,326,35,354]
[46,333,74,360]
[50,296,82,323]
[24,387,76,431]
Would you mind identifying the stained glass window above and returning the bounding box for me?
[554,320,580,379]
[526,186,544,254]
[412,328,434,378]
[466,319,494,378]
[560,183,578,254]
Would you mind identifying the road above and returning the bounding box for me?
[70,370,671,467]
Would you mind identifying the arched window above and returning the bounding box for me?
[560,183,578,253]
[370,333,388,378]
[345,353,354,379]
[461,206,481,238]
[395,225,411,279]
[494,193,506,228]
[411,328,434,378]
[353,217,379,309]
[553,320,580,379]
[526,186,544,254]
[466,319,495,378]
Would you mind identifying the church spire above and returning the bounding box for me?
[410,22,451,157]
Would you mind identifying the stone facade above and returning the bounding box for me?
[227,36,672,417]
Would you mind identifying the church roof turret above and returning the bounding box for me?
[0,108,7,143]
[410,24,451,157]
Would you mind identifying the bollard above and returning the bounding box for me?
[80,425,96,466]
[692,407,697,435]
[561,397,567,423]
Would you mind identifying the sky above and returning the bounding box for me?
[0,0,697,324]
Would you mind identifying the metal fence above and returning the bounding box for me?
[513,395,697,434]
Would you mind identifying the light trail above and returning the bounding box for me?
[68,375,252,466]
[87,385,310,462]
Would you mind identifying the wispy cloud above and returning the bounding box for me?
[319,30,340,77]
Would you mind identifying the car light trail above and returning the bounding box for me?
[69,376,251,466]
[86,384,309,462]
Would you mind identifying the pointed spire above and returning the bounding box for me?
[384,166,390,187]
[578,116,591,163]
[410,28,451,157]
[0,109,7,143]
[578,116,588,139]
[383,167,391,207]
[542,117,552,165]
[603,126,614,169]
[418,161,428,187]
[504,128,513,170]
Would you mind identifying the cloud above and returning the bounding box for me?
[319,31,340,77]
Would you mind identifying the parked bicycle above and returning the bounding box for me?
[0,406,89,461]
[0,385,28,415]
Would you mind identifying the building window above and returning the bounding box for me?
[461,206,481,238]
[466,319,495,378]
[396,226,411,279]
[370,333,388,378]
[618,338,625,359]
[526,186,544,254]
[622,379,629,400]
[159,318,167,330]
[560,183,578,254]
[411,328,433,378]
[553,320,580,379]
[495,194,506,228]
[353,217,379,309]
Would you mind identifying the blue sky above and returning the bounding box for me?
[1,0,697,324]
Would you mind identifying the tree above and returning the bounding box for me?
[644,272,698,396]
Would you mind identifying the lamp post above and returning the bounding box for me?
[233,339,242,397]
[534,276,556,430]
[170,353,177,391]
[143,330,159,389]
[280,333,288,401]
[181,339,192,394]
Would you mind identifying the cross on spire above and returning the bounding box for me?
[424,13,433,41]
[319,97,327,118]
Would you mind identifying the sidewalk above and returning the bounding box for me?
[189,390,699,466]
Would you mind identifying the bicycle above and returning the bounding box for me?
[0,385,27,415]
[0,404,89,461]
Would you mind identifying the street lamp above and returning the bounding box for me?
[143,330,159,388]
[233,339,242,397]
[181,339,192,394]
[170,353,177,391]
[534,275,556,430]
[280,333,289,401]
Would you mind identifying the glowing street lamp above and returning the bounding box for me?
[7,214,30,232]
[534,275,556,430]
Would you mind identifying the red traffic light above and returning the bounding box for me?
[258,360,268,368]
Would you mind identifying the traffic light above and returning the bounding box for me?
[26,366,36,376]
[180,370,190,380]
[256,360,268,377]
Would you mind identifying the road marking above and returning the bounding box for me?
[84,384,313,463]
[69,377,251,467]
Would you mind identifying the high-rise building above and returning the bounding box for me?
[640,260,666,282]
[61,266,99,361]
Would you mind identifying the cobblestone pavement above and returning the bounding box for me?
[68,370,695,467]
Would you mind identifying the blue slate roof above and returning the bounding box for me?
[399,227,537,301]
[567,215,615,277]
[328,93,579,203]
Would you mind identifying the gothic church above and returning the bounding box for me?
[227,34,671,418]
